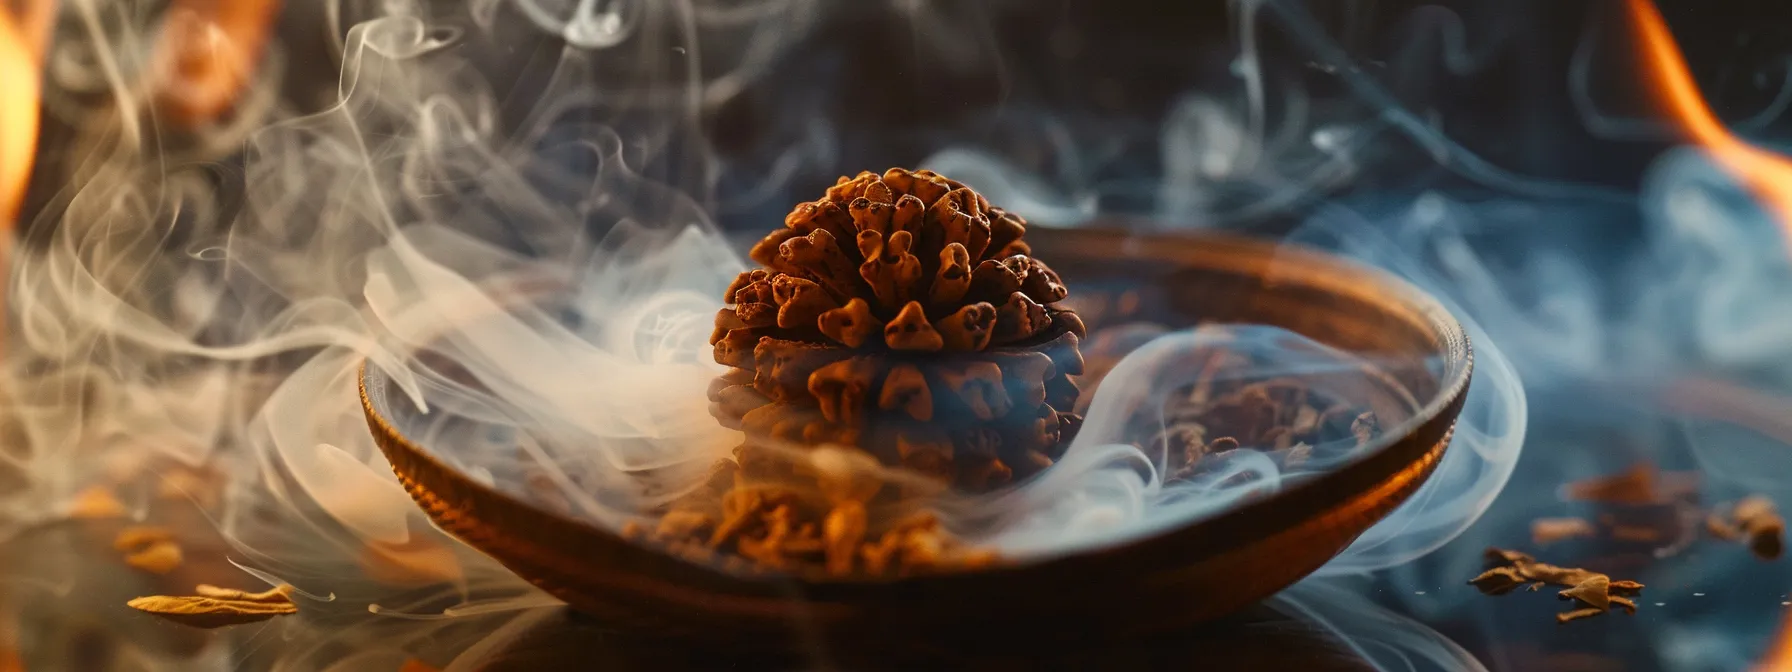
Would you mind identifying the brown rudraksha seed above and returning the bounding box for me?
[665,169,1086,577]
[707,168,1087,498]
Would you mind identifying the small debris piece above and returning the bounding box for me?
[1562,462,1697,505]
[67,486,126,519]
[123,541,184,574]
[1558,575,1611,610]
[1707,495,1784,560]
[114,525,184,574]
[361,536,463,586]
[113,526,175,552]
[127,585,297,629]
[156,467,222,509]
[1468,566,1529,595]
[1472,547,1644,624]
[1532,518,1595,545]
[1556,607,1606,624]
[1607,525,1663,543]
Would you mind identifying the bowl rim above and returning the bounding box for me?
[359,226,1472,592]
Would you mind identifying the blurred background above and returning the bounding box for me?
[8,0,1792,670]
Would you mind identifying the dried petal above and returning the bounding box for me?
[884,301,944,351]
[114,526,175,552]
[361,536,462,586]
[1531,517,1596,545]
[1556,607,1606,624]
[1608,580,1646,596]
[1709,515,1743,543]
[1351,411,1379,447]
[193,584,296,603]
[1282,443,1313,469]
[1468,566,1529,595]
[124,541,184,574]
[68,486,127,519]
[1485,547,1537,567]
[1557,575,1611,610]
[127,587,298,629]
[1713,495,1785,559]
[1563,462,1697,505]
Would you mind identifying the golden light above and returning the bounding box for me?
[1628,1,1792,667]
[153,0,283,125]
[1628,0,1792,238]
[0,0,55,224]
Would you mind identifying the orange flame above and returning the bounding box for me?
[1630,2,1792,667]
[153,0,283,125]
[0,0,55,224]
[1629,0,1792,237]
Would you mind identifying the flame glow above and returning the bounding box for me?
[154,0,283,124]
[0,0,53,222]
[1629,1,1792,667]
[1629,0,1792,237]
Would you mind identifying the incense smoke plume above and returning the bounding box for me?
[2,0,1786,669]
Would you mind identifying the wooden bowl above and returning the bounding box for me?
[359,227,1471,652]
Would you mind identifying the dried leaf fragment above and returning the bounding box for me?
[362,536,463,586]
[1556,607,1606,624]
[1557,575,1611,610]
[1468,566,1529,595]
[1476,547,1644,624]
[1531,517,1595,545]
[1708,495,1784,560]
[114,526,175,552]
[127,585,298,629]
[68,486,127,519]
[1562,462,1697,505]
[124,541,184,574]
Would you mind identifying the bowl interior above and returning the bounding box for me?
[362,227,1471,582]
